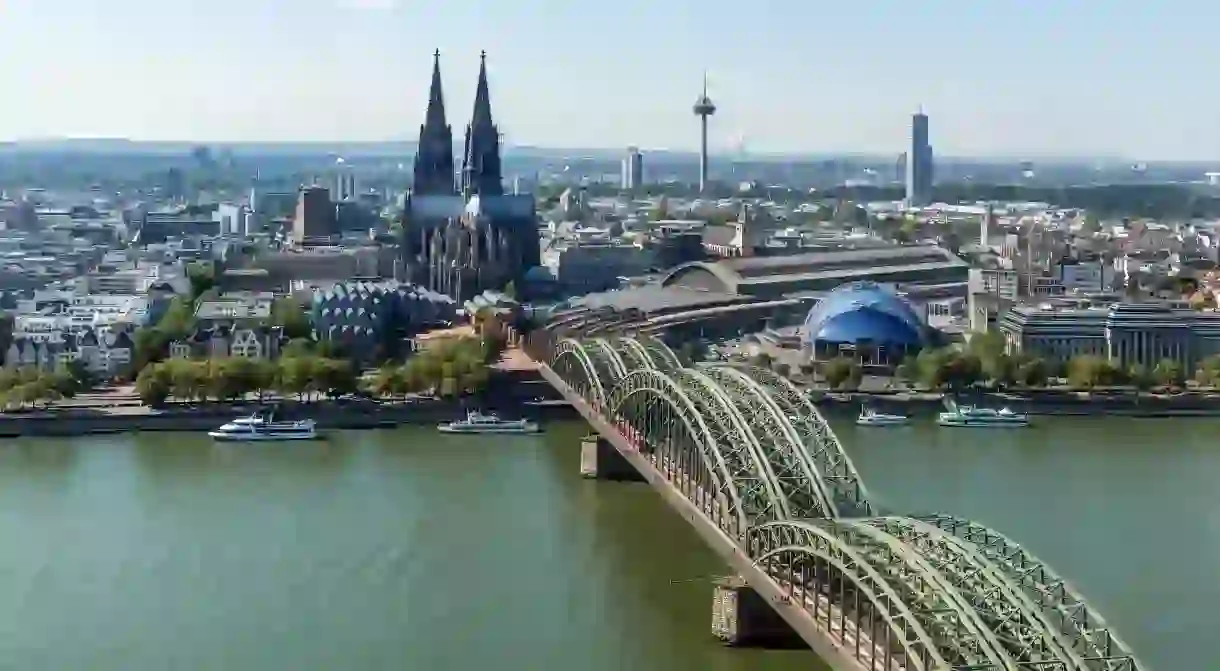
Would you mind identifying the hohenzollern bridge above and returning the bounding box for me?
[523,323,1149,671]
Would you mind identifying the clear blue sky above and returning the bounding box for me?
[0,0,1215,160]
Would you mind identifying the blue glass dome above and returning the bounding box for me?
[803,282,926,347]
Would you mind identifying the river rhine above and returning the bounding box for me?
[0,416,1208,669]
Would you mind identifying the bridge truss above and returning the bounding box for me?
[547,334,1148,671]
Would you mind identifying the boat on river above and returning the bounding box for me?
[938,399,1029,428]
[208,408,320,442]
[438,411,540,434]
[856,407,910,427]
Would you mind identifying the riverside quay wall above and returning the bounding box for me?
[0,394,573,438]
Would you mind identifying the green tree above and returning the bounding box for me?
[1127,363,1155,391]
[823,356,858,390]
[281,338,314,358]
[270,298,313,340]
[278,356,316,401]
[136,364,171,407]
[370,365,404,399]
[186,262,216,300]
[316,358,359,398]
[161,297,196,337]
[1014,356,1049,387]
[1152,359,1185,389]
[1194,354,1220,388]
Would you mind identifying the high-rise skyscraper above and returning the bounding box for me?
[692,75,716,193]
[621,147,643,190]
[905,111,934,207]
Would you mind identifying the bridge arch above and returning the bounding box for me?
[746,520,948,671]
[699,365,838,519]
[586,338,629,386]
[615,337,656,371]
[914,514,1146,669]
[671,368,789,523]
[865,517,1086,668]
[743,365,875,516]
[638,335,682,370]
[551,338,607,410]
[607,368,749,534]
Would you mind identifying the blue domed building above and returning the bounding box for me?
[803,282,928,364]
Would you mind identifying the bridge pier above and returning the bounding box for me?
[580,435,644,481]
[711,575,802,648]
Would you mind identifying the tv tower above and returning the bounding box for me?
[692,73,716,193]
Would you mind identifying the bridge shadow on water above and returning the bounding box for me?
[539,421,828,671]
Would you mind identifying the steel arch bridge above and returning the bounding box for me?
[542,333,1148,671]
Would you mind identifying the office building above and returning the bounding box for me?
[905,111,934,207]
[621,147,644,190]
[292,186,335,244]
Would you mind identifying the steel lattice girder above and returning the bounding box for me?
[607,368,749,532]
[586,337,629,386]
[551,338,608,409]
[738,365,875,516]
[638,335,683,370]
[821,520,1014,668]
[670,368,788,524]
[860,517,1082,669]
[614,338,656,372]
[697,365,838,519]
[747,520,950,671]
[913,514,1146,671]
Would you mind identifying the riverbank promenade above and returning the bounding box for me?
[525,329,1149,671]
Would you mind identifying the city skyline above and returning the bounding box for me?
[1,0,1217,160]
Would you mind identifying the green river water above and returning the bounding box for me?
[0,416,1209,669]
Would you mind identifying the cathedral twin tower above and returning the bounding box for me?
[412,50,503,198]
[403,51,539,302]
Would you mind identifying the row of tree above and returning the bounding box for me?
[0,362,93,409]
[369,334,505,400]
[135,355,359,406]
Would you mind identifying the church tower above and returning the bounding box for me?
[461,52,504,198]
[412,50,456,195]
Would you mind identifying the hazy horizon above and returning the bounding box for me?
[1,0,1216,160]
[0,137,1192,167]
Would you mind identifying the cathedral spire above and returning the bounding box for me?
[470,50,493,129]
[461,50,503,198]
[425,49,447,128]
[413,49,456,196]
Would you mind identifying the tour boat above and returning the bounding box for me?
[938,400,1029,428]
[856,407,910,427]
[208,410,320,442]
[437,411,540,434]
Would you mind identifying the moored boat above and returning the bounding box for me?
[208,408,320,442]
[438,411,540,435]
[938,399,1029,428]
[856,407,910,427]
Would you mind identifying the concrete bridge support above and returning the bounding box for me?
[580,435,645,481]
[711,575,802,648]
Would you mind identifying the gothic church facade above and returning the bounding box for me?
[401,51,540,302]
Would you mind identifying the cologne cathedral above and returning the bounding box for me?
[401,51,540,302]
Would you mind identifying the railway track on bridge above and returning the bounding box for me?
[526,329,1149,671]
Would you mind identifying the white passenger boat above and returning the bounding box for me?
[208,409,320,442]
[938,400,1029,428]
[856,407,910,427]
[438,411,540,434]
